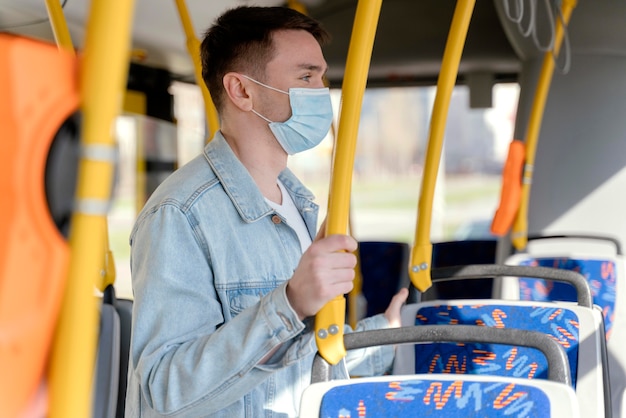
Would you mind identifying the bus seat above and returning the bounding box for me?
[0,34,79,417]
[356,241,411,317]
[302,325,578,417]
[92,285,134,418]
[93,297,121,418]
[426,239,497,300]
[499,234,626,418]
[396,300,606,417]
[114,297,133,418]
[300,374,580,418]
[393,265,609,418]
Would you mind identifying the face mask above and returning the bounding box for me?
[242,75,333,155]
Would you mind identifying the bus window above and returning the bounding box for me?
[109,81,520,298]
[293,83,520,244]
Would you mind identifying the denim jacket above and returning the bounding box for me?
[125,132,395,417]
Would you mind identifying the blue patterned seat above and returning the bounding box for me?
[300,374,579,418]
[496,247,626,417]
[303,324,577,418]
[395,299,606,417]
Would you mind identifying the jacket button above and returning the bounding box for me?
[271,215,281,224]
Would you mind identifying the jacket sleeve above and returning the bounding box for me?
[128,204,312,416]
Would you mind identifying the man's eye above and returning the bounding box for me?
[301,75,311,82]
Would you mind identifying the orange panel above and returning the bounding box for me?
[0,34,78,417]
[491,140,525,236]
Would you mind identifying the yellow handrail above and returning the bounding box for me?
[174,0,220,142]
[45,0,116,294]
[409,0,476,292]
[44,0,74,55]
[511,0,577,250]
[315,0,382,365]
[48,0,135,416]
[287,0,308,15]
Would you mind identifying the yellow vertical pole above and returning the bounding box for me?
[511,0,577,250]
[409,0,475,292]
[174,0,220,141]
[315,0,382,365]
[44,0,75,55]
[289,0,362,331]
[48,0,135,416]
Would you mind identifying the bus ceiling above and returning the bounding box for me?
[2,1,624,90]
[0,0,519,89]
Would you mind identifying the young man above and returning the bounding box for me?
[125,6,408,417]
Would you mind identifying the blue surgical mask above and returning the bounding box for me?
[242,75,333,155]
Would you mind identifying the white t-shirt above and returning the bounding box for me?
[265,180,312,252]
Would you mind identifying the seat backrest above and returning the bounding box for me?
[502,248,626,418]
[395,300,606,418]
[93,301,121,418]
[93,286,134,418]
[428,239,498,300]
[357,241,411,316]
[300,374,580,418]
[304,325,578,418]
[115,298,133,418]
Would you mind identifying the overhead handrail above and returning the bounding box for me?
[48,0,135,416]
[510,0,577,250]
[287,0,308,15]
[174,0,220,141]
[315,0,382,365]
[409,0,476,292]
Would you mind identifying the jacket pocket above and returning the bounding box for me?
[227,286,275,316]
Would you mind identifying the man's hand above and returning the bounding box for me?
[384,287,409,328]
[286,234,357,320]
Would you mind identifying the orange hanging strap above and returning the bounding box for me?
[490,139,525,236]
[0,34,78,417]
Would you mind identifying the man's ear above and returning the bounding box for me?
[222,72,253,112]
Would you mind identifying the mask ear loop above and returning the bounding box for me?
[240,74,290,124]
[250,108,274,124]
[240,74,289,95]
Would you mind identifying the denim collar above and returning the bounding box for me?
[203,131,315,223]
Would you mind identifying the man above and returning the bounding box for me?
[125,6,408,417]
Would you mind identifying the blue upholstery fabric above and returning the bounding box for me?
[412,304,580,386]
[320,378,551,417]
[516,257,616,338]
[358,242,410,316]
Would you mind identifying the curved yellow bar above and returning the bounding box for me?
[348,221,362,329]
[174,0,220,141]
[48,0,135,416]
[287,0,308,15]
[101,227,117,291]
[44,0,75,55]
[315,0,382,365]
[409,0,476,292]
[511,0,577,250]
